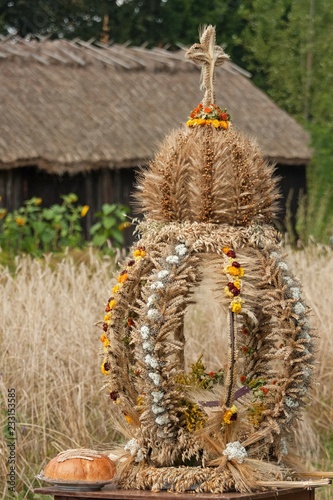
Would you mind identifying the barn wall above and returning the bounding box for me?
[275,163,307,239]
[0,165,137,245]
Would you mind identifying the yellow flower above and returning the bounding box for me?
[227,266,245,277]
[104,313,111,322]
[231,300,243,314]
[212,119,221,128]
[133,248,146,259]
[224,286,234,298]
[81,205,89,217]
[108,299,117,309]
[118,221,131,231]
[101,360,111,375]
[15,217,25,226]
[0,209,7,219]
[223,404,238,425]
[112,284,120,294]
[103,338,110,348]
[233,280,241,290]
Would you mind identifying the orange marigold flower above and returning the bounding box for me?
[117,272,128,283]
[100,334,107,343]
[204,107,212,113]
[220,121,229,130]
[222,246,231,255]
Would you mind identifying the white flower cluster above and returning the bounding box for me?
[124,438,146,462]
[143,243,188,433]
[285,397,299,409]
[222,441,247,463]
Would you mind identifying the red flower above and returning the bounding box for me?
[103,323,108,332]
[242,327,249,335]
[105,304,111,312]
[260,387,269,395]
[227,250,236,258]
[110,391,119,401]
[232,261,241,268]
[242,346,248,353]
[208,371,216,378]
[220,112,228,120]
[128,318,135,327]
[204,107,212,113]
[240,375,247,383]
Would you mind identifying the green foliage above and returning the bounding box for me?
[90,203,130,255]
[0,195,130,257]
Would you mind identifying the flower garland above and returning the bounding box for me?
[140,242,190,437]
[186,103,231,129]
[100,246,146,382]
[222,246,245,314]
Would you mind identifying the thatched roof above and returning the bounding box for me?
[0,37,311,174]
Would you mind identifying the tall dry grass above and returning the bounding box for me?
[0,245,333,498]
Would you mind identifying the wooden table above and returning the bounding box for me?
[34,485,315,500]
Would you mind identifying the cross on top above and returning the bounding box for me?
[186,25,229,107]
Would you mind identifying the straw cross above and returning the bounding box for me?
[186,25,229,106]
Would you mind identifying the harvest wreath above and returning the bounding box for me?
[96,25,330,493]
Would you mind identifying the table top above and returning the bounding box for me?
[34,485,314,499]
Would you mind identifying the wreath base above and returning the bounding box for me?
[116,461,294,493]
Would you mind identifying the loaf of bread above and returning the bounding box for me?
[44,449,116,482]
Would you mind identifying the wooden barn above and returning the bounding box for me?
[0,37,311,237]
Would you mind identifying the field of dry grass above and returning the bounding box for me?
[0,245,333,499]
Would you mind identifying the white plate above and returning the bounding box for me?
[36,473,114,491]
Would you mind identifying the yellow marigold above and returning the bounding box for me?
[101,360,111,375]
[220,120,229,130]
[133,248,146,258]
[15,217,25,226]
[108,299,117,309]
[104,313,111,322]
[103,338,110,348]
[117,272,128,283]
[0,209,7,219]
[112,284,120,294]
[227,266,245,277]
[231,301,243,314]
[81,205,89,217]
[211,119,221,128]
[34,197,43,206]
[233,280,241,290]
[223,404,237,425]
